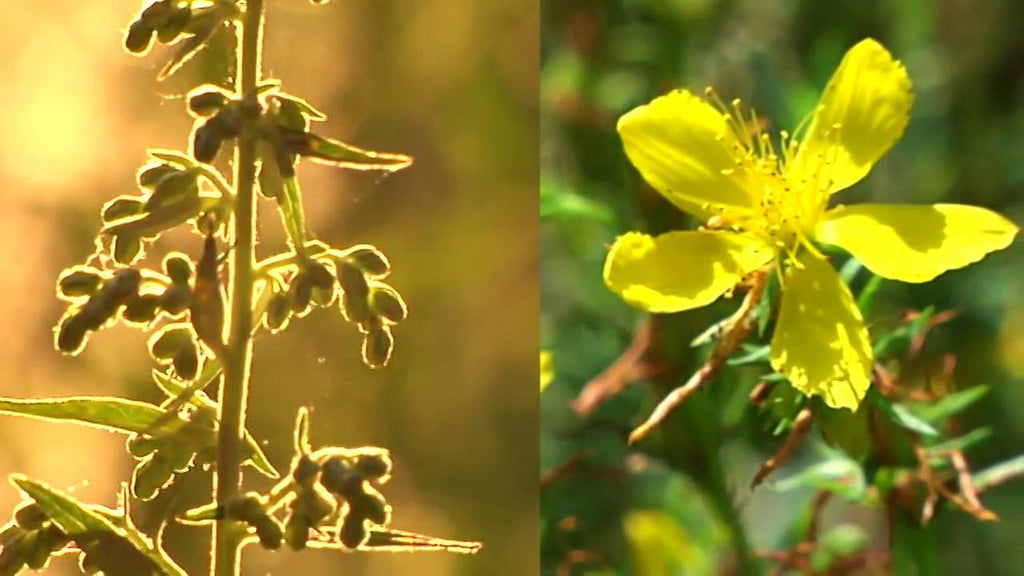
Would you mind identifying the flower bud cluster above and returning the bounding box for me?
[0,503,70,574]
[126,405,219,500]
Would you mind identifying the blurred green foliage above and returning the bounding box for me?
[541,0,1024,574]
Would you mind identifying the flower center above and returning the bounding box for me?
[701,89,833,264]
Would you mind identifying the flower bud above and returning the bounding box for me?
[192,119,224,164]
[126,435,161,458]
[353,450,392,482]
[356,489,390,526]
[188,86,231,117]
[146,169,198,212]
[124,20,155,54]
[160,283,192,316]
[137,164,179,189]
[263,292,291,332]
[56,314,90,355]
[132,454,175,500]
[172,339,200,380]
[284,514,309,551]
[13,503,46,531]
[338,516,368,549]
[102,196,146,222]
[113,234,143,265]
[156,5,191,43]
[342,245,390,277]
[368,284,407,324]
[163,253,194,284]
[123,293,162,324]
[362,325,394,369]
[253,516,284,550]
[57,267,103,298]
[287,273,313,314]
[149,325,193,359]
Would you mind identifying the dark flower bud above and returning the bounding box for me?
[342,245,390,277]
[56,314,90,355]
[149,325,193,359]
[102,196,146,222]
[124,20,155,54]
[192,119,225,164]
[357,489,390,526]
[160,283,192,316]
[123,293,162,324]
[57,267,103,298]
[319,457,361,500]
[109,268,142,303]
[291,454,321,487]
[188,87,231,117]
[368,284,407,324]
[338,516,368,549]
[287,273,313,314]
[215,105,244,138]
[253,515,284,550]
[362,324,394,369]
[276,99,309,132]
[113,234,143,265]
[307,260,336,306]
[13,503,46,531]
[163,253,194,284]
[139,0,173,28]
[172,339,200,380]
[225,493,265,523]
[353,450,392,482]
[263,292,291,332]
[284,514,309,551]
[137,164,179,189]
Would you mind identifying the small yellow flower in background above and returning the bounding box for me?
[540,351,554,392]
[605,39,1019,411]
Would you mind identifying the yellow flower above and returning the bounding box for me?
[604,39,1019,411]
[540,351,554,392]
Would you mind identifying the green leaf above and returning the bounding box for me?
[147,149,197,169]
[11,476,186,576]
[153,369,279,479]
[913,386,989,424]
[973,454,1024,492]
[311,527,482,554]
[0,397,165,435]
[872,392,939,437]
[282,129,413,172]
[771,455,866,501]
[178,502,220,525]
[726,344,770,366]
[157,4,239,81]
[539,183,612,223]
[274,93,327,121]
[924,427,992,455]
[872,307,935,358]
[281,176,308,249]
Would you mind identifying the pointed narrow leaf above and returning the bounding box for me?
[275,93,327,121]
[178,502,221,525]
[11,476,186,576]
[310,527,482,554]
[872,393,939,437]
[147,149,197,169]
[925,427,992,455]
[282,129,413,172]
[973,455,1024,492]
[0,397,164,435]
[913,386,989,424]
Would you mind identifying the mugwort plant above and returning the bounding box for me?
[0,1,479,575]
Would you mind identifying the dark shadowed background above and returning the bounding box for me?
[0,1,537,574]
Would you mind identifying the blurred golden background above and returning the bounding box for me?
[0,1,537,574]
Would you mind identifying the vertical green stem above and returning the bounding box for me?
[213,1,263,575]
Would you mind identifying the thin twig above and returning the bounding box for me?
[751,408,813,488]
[572,321,657,416]
[628,269,769,444]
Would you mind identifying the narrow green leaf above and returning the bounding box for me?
[924,427,992,455]
[311,527,482,554]
[973,454,1024,492]
[539,187,612,223]
[726,344,770,366]
[274,93,327,121]
[771,457,866,502]
[281,176,308,249]
[0,397,163,435]
[147,149,197,169]
[913,386,989,424]
[872,393,939,437]
[178,502,221,525]
[282,129,413,172]
[11,476,186,576]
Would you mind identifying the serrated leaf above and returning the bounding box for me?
[872,393,939,437]
[282,129,413,172]
[0,397,165,435]
[11,476,186,576]
[913,386,989,424]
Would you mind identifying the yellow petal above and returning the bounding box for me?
[540,351,553,392]
[618,90,758,219]
[792,39,912,194]
[770,254,872,411]
[815,203,1019,283]
[604,230,773,314]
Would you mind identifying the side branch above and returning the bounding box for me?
[628,269,768,444]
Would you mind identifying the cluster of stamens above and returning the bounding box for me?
[699,87,843,268]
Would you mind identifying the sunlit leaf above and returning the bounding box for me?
[11,476,186,576]
[0,397,165,435]
[280,128,413,172]
[310,527,482,554]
